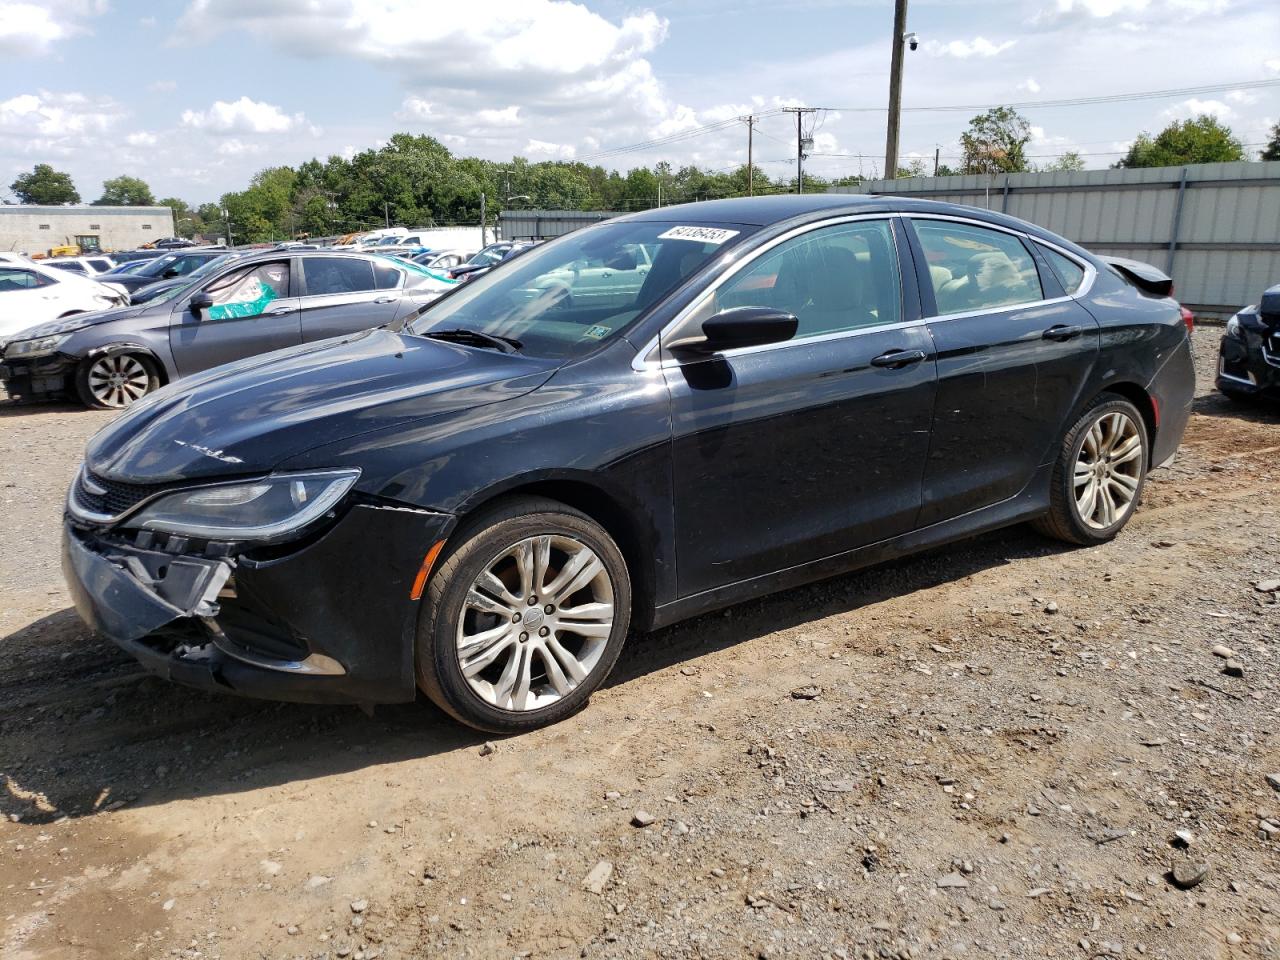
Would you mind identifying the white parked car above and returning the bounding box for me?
[0,259,129,345]
[43,255,118,277]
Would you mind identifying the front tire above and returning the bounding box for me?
[1033,395,1148,545]
[75,352,160,409]
[416,497,631,733]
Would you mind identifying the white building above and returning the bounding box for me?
[0,205,176,255]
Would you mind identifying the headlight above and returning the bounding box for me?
[5,334,70,359]
[1224,314,1241,338]
[124,469,360,542]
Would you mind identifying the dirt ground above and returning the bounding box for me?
[1,327,1277,960]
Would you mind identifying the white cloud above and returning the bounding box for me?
[396,96,433,121]
[1161,97,1234,121]
[0,90,122,137]
[215,138,264,156]
[1018,77,1042,93]
[525,138,576,160]
[125,130,158,147]
[180,96,303,134]
[0,0,105,55]
[1267,59,1280,74]
[149,79,177,93]
[924,37,1016,58]
[474,106,521,128]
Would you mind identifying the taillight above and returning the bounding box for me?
[1179,305,1194,335]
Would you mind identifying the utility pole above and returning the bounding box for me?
[383,202,390,228]
[933,146,940,177]
[746,114,755,196]
[884,0,910,180]
[479,192,487,246]
[783,107,817,194]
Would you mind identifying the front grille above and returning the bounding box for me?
[73,471,185,518]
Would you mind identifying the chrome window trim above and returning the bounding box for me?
[631,213,908,371]
[906,212,1098,310]
[630,211,1099,371]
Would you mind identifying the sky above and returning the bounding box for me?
[0,0,1277,205]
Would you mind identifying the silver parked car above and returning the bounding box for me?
[0,251,457,408]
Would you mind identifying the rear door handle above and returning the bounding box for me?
[374,296,397,304]
[1042,324,1083,341]
[266,305,295,316]
[870,348,927,369]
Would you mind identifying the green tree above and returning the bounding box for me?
[1042,150,1085,172]
[960,106,1032,175]
[1115,115,1245,168]
[1261,122,1280,162]
[95,175,156,206]
[9,163,80,204]
[159,197,202,237]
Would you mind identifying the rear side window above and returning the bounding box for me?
[0,268,53,290]
[913,220,1043,315]
[1037,244,1086,295]
[303,257,376,295]
[373,261,402,290]
[49,261,87,274]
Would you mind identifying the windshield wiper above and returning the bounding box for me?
[424,327,522,354]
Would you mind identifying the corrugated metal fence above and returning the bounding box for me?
[498,209,619,241]
[831,161,1280,318]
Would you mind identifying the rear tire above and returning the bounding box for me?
[1032,394,1148,546]
[74,352,160,409]
[415,496,631,734]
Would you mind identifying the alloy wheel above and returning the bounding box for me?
[87,355,150,408]
[1073,410,1142,529]
[455,534,614,712]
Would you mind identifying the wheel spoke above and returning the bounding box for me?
[538,645,575,696]
[1110,472,1139,495]
[1076,476,1098,524]
[551,553,604,604]
[476,569,519,606]
[460,628,516,677]
[544,636,589,684]
[466,587,511,616]
[1098,484,1116,525]
[1073,461,1093,487]
[531,536,552,594]
[514,540,535,598]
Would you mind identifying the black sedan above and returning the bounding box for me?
[1217,283,1280,401]
[103,251,225,293]
[62,195,1194,733]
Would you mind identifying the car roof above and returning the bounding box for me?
[617,193,1077,249]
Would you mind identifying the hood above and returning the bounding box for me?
[85,327,558,484]
[10,304,150,341]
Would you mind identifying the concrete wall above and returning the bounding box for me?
[0,205,176,255]
[830,161,1280,318]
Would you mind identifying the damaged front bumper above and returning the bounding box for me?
[63,502,454,704]
[0,353,75,401]
[1217,329,1280,399]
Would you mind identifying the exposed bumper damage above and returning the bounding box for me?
[63,502,454,704]
[0,353,76,401]
[1218,327,1280,399]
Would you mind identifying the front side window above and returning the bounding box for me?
[201,261,290,320]
[407,219,755,360]
[303,257,377,296]
[703,219,902,339]
[1037,244,1086,295]
[48,261,87,274]
[914,220,1043,315]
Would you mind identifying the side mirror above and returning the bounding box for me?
[189,292,214,315]
[668,306,798,355]
[162,268,180,279]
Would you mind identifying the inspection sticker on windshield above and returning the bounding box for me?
[657,225,740,245]
[581,324,612,340]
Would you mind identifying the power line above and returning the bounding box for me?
[817,77,1280,114]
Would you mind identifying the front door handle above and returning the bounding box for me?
[870,348,927,369]
[374,296,397,304]
[266,305,295,316]
[1042,324,1083,341]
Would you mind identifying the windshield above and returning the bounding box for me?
[406,219,754,360]
[136,254,179,277]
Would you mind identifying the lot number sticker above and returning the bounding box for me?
[657,226,740,245]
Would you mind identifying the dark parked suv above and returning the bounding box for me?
[62,195,1194,732]
[1,251,452,407]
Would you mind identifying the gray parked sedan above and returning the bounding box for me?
[0,251,457,408]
